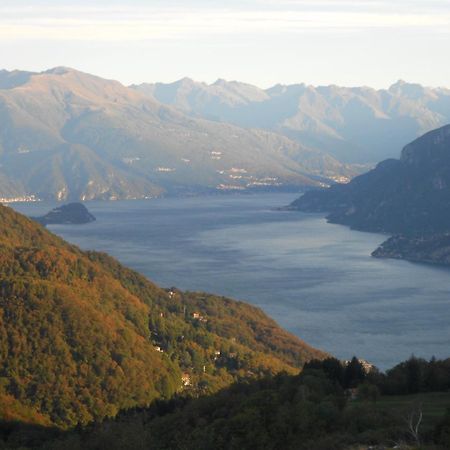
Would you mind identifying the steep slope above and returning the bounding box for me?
[290,125,450,265]
[134,78,450,164]
[0,67,351,201]
[0,204,325,428]
[290,125,450,234]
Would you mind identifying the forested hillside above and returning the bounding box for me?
[0,204,324,428]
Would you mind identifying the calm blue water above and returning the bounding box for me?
[12,194,450,370]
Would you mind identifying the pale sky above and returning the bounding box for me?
[1,0,450,88]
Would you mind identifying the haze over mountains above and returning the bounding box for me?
[2,67,449,202]
[0,67,354,202]
[134,78,450,164]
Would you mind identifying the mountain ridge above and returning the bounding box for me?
[133,77,450,164]
[0,67,354,201]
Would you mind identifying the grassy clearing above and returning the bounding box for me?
[352,391,450,441]
[375,392,450,428]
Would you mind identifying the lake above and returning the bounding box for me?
[12,193,450,370]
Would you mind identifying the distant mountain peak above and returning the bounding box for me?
[173,76,197,86]
[388,79,431,99]
[0,69,34,89]
[390,79,407,88]
[265,83,308,98]
[213,78,227,85]
[44,66,77,75]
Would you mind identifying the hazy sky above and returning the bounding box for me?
[1,0,450,88]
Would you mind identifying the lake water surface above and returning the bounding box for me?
[13,193,450,369]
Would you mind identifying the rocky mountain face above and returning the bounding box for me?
[0,203,325,428]
[0,67,354,201]
[290,125,450,265]
[133,79,450,164]
[291,125,450,234]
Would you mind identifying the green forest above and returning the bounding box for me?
[1,356,450,449]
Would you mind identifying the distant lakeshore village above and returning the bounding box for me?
[0,195,40,204]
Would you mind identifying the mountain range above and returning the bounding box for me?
[134,78,450,164]
[0,67,355,202]
[3,67,450,202]
[290,125,450,265]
